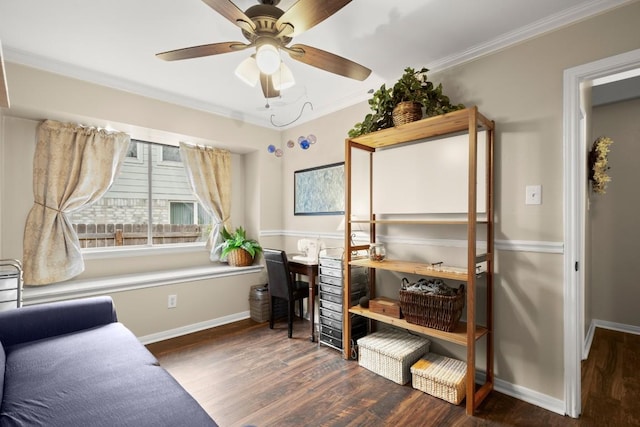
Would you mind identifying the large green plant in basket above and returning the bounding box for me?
[216,226,262,267]
[348,67,464,138]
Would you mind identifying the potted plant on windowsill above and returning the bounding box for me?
[348,67,465,137]
[217,226,262,267]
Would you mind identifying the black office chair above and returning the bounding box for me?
[263,248,310,338]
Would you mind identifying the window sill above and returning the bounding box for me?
[23,264,263,305]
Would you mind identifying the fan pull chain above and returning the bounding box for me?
[270,102,313,127]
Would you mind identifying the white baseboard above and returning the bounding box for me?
[583,320,596,360]
[592,319,640,335]
[583,319,640,360]
[475,371,565,416]
[137,310,250,345]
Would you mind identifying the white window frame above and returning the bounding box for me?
[169,200,212,225]
[76,140,207,256]
[159,144,182,165]
[125,140,144,164]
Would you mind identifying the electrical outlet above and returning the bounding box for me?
[525,185,542,205]
[168,294,177,309]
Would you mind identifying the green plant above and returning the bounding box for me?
[391,67,431,105]
[348,84,394,137]
[217,226,262,258]
[348,67,465,138]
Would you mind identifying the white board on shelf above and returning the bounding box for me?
[372,131,487,214]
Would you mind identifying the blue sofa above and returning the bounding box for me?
[0,296,217,426]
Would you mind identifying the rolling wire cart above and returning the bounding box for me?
[0,259,23,311]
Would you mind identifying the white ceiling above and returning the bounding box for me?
[0,0,632,129]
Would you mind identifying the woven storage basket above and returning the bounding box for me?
[226,248,253,267]
[392,101,423,126]
[357,329,430,385]
[411,353,467,405]
[399,285,465,332]
[249,284,270,323]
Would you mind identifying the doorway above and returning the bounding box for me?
[563,47,640,418]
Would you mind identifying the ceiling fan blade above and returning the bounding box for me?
[276,0,351,37]
[156,42,248,61]
[260,73,280,99]
[286,44,371,81]
[201,0,256,34]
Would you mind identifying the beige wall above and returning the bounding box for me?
[589,97,640,326]
[1,1,640,406]
[0,64,281,337]
[271,2,640,401]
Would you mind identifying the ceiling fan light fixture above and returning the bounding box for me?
[235,56,260,87]
[272,62,295,91]
[255,43,281,75]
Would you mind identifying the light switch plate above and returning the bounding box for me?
[526,185,542,205]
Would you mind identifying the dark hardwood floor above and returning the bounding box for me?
[147,320,639,426]
[580,327,640,426]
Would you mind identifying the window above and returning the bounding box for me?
[170,201,212,225]
[125,140,143,163]
[69,140,212,248]
[126,141,138,158]
[161,145,181,163]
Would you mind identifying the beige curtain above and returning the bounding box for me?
[179,142,231,261]
[23,120,130,285]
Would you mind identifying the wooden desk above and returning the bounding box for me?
[287,258,319,342]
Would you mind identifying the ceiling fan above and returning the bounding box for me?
[156,0,372,99]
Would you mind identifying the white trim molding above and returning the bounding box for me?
[138,311,251,345]
[430,0,633,73]
[493,376,566,416]
[267,230,563,254]
[563,47,640,419]
[592,319,640,335]
[0,39,9,108]
[24,264,263,305]
[475,371,565,416]
[583,320,597,361]
[494,240,563,254]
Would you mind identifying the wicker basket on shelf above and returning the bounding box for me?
[392,101,423,126]
[399,285,465,332]
[226,248,253,267]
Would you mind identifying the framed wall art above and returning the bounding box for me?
[294,162,345,215]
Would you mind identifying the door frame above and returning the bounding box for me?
[563,47,640,418]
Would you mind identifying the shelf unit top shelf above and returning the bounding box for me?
[348,306,488,346]
[347,107,494,149]
[349,258,486,282]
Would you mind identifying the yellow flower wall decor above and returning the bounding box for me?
[588,136,613,194]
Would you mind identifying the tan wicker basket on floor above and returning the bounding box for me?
[226,249,253,267]
[392,101,423,126]
[399,285,465,332]
[357,329,430,385]
[411,353,467,405]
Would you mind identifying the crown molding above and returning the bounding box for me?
[0,40,9,108]
[429,0,633,72]
[2,0,632,128]
[3,46,270,128]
